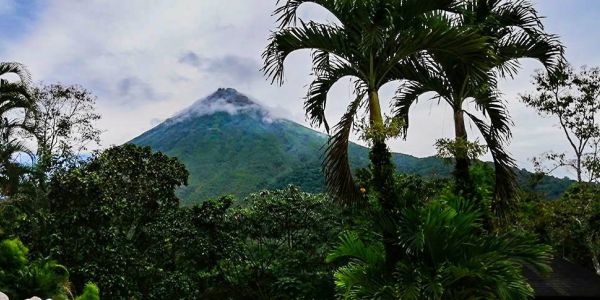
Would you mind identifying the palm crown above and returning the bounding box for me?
[0,62,33,196]
[393,0,563,215]
[263,0,493,205]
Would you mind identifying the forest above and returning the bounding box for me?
[1,0,600,299]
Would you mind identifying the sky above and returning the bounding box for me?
[1,0,599,178]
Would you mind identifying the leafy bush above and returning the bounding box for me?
[327,194,552,300]
[522,183,600,274]
[75,282,100,300]
[0,237,72,300]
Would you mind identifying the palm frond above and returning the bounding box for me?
[390,0,461,29]
[384,15,491,83]
[493,0,544,33]
[326,231,384,267]
[329,194,553,299]
[323,91,365,207]
[262,21,351,85]
[0,81,32,107]
[391,59,452,137]
[327,231,392,300]
[495,31,564,77]
[465,111,517,220]
[305,59,357,132]
[0,62,31,86]
[471,85,512,140]
[273,0,355,29]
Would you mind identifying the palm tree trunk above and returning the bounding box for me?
[368,89,400,274]
[453,109,473,197]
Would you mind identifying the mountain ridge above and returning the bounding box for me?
[130,88,572,205]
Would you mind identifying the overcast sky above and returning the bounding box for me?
[1,0,599,178]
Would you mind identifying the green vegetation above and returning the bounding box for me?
[263,0,560,288]
[130,98,571,204]
[1,0,600,299]
[0,62,34,196]
[0,236,71,299]
[0,229,99,300]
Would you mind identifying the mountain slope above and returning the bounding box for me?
[130,88,571,205]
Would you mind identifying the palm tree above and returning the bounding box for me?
[326,195,553,299]
[394,0,563,217]
[0,125,32,196]
[0,62,33,196]
[263,0,491,270]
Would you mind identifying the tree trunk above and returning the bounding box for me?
[576,154,583,183]
[453,109,473,198]
[368,89,401,274]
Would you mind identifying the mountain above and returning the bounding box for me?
[130,88,572,205]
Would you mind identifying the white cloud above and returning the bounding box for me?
[169,88,270,123]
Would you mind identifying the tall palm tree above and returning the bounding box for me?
[0,62,33,196]
[263,0,491,270]
[394,0,563,217]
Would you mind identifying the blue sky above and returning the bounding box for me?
[0,0,44,51]
[1,0,599,178]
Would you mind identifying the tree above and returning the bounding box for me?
[222,186,345,299]
[263,0,490,273]
[26,83,101,179]
[521,64,600,183]
[0,125,31,196]
[0,62,34,196]
[522,183,600,275]
[394,0,563,215]
[40,144,188,298]
[327,194,553,300]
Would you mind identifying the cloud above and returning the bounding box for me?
[179,51,262,84]
[178,52,201,67]
[150,118,163,127]
[169,88,274,125]
[116,77,158,103]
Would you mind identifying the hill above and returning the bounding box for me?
[130,88,572,205]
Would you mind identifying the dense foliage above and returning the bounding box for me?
[0,229,100,300]
[0,236,70,299]
[517,183,600,275]
[219,187,346,299]
[1,1,598,299]
[2,144,351,298]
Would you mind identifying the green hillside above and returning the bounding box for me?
[130,88,572,205]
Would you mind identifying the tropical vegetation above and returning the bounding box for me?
[0,0,599,299]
